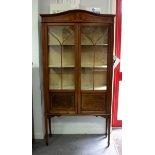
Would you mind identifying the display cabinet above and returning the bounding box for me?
[41,10,115,146]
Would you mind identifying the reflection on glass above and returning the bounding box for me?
[81,46,107,67]
[49,69,61,89]
[49,69,75,90]
[49,46,61,67]
[81,69,93,90]
[62,46,75,67]
[81,46,93,67]
[94,46,107,67]
[62,69,75,89]
[94,71,107,90]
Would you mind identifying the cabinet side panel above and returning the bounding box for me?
[107,24,114,113]
[42,23,50,114]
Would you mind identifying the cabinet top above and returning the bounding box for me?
[40,9,115,23]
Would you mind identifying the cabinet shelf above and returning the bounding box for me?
[81,86,107,90]
[48,65,75,68]
[48,44,75,46]
[49,66,107,69]
[81,67,107,72]
[81,65,107,68]
[49,90,75,92]
[81,44,108,46]
[49,85,75,90]
[94,86,107,90]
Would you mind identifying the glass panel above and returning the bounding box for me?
[48,26,75,90]
[81,26,108,45]
[62,69,75,90]
[94,70,107,90]
[62,46,75,67]
[94,46,107,67]
[48,26,74,45]
[81,46,93,67]
[49,68,61,89]
[81,68,93,90]
[49,46,61,67]
[81,25,108,91]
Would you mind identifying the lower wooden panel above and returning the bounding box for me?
[49,92,76,114]
[80,93,107,113]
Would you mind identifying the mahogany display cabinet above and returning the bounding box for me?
[40,10,115,146]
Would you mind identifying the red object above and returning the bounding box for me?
[112,0,122,127]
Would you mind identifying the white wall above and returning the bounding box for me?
[80,0,115,14]
[52,116,106,134]
[33,0,116,138]
[32,0,44,139]
[49,0,115,14]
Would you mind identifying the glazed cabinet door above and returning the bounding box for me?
[79,24,112,114]
[44,24,77,114]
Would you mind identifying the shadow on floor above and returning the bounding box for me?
[33,134,119,155]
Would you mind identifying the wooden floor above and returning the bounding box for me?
[33,129,122,155]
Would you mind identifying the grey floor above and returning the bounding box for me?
[112,128,122,155]
[33,129,122,155]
